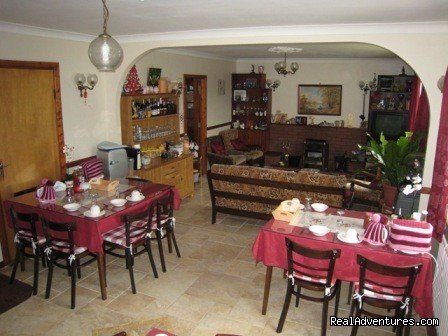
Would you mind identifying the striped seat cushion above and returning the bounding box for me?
[354,282,403,301]
[17,230,46,245]
[102,225,147,247]
[81,158,104,181]
[292,272,336,287]
[132,214,171,230]
[51,240,88,255]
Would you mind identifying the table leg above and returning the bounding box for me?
[262,266,273,315]
[97,252,107,300]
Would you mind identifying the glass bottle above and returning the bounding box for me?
[72,166,84,193]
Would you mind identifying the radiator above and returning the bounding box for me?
[433,236,448,336]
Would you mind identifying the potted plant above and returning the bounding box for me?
[359,132,423,207]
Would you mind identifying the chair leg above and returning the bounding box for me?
[45,256,54,299]
[20,250,26,272]
[276,283,293,333]
[170,229,181,258]
[321,299,329,336]
[350,303,361,336]
[33,249,40,295]
[70,262,76,309]
[125,249,136,294]
[403,299,414,336]
[212,208,217,224]
[156,231,166,272]
[349,298,356,317]
[347,281,353,304]
[76,259,81,279]
[145,239,158,278]
[334,281,341,317]
[166,229,173,253]
[9,244,22,284]
[295,285,301,307]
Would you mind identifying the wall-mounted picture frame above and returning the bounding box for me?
[233,89,246,102]
[147,67,162,86]
[218,79,225,95]
[298,84,342,116]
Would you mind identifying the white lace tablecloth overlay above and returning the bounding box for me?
[289,212,364,236]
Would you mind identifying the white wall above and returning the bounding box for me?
[133,50,235,136]
[237,58,413,126]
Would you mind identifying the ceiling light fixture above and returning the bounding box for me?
[268,47,301,76]
[88,0,123,72]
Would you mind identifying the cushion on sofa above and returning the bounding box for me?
[211,141,227,155]
[230,139,247,150]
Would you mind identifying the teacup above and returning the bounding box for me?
[90,204,101,216]
[345,228,358,242]
[131,190,143,201]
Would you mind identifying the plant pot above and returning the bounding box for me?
[383,184,398,208]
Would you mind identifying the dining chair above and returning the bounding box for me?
[41,217,97,309]
[150,189,181,272]
[277,238,341,336]
[349,255,422,336]
[9,207,46,295]
[102,201,159,294]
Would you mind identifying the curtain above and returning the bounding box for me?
[409,78,430,134]
[428,69,448,241]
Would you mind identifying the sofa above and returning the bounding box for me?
[205,129,264,167]
[207,164,348,223]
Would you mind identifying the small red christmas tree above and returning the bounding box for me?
[124,65,142,94]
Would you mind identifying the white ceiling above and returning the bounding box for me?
[0,0,447,59]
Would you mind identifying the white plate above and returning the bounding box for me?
[83,210,106,218]
[309,225,330,236]
[110,198,127,207]
[126,195,145,202]
[63,203,81,212]
[337,233,361,244]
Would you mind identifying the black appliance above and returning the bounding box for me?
[303,139,329,170]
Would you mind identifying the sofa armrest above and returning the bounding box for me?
[206,152,234,166]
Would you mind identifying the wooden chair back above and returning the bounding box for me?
[9,207,39,245]
[357,255,422,302]
[121,200,157,246]
[41,217,77,255]
[285,237,340,288]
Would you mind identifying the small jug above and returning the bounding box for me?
[363,213,389,246]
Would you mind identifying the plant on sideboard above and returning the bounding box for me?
[359,132,423,207]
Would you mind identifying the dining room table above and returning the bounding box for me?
[3,179,181,300]
[252,208,434,319]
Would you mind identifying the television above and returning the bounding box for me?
[368,111,410,141]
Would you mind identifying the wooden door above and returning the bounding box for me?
[183,75,207,174]
[0,61,65,264]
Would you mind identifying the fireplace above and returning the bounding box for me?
[303,139,329,170]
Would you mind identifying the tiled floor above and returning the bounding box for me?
[0,178,428,335]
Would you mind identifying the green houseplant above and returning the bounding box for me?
[360,132,423,207]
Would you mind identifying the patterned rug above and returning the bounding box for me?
[92,317,173,336]
[0,273,33,314]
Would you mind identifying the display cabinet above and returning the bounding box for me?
[368,74,415,140]
[231,73,272,150]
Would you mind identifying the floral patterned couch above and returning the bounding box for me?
[207,164,348,223]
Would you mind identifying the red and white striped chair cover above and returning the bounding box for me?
[81,158,104,181]
[16,230,46,245]
[102,226,148,247]
[49,239,88,255]
[354,282,403,302]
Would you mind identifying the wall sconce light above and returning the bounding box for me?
[358,73,377,122]
[437,75,445,92]
[266,79,281,91]
[75,73,98,98]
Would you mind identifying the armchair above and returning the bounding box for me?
[346,168,383,211]
[206,135,247,167]
[219,129,264,166]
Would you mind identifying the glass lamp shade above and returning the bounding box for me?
[290,62,299,72]
[358,81,366,90]
[87,74,99,86]
[88,33,124,72]
[75,73,86,85]
[274,79,281,86]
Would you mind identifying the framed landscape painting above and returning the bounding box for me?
[298,84,342,116]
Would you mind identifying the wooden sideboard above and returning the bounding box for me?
[136,154,194,198]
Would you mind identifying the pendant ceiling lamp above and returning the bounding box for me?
[88,0,123,72]
[268,46,302,76]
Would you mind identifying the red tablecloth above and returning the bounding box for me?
[252,212,434,318]
[4,182,181,253]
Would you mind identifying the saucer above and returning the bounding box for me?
[83,210,106,218]
[63,203,81,212]
[337,232,361,244]
[110,198,127,207]
[126,195,145,202]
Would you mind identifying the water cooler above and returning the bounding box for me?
[96,141,128,179]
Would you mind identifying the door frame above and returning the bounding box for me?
[0,60,66,264]
[183,74,207,174]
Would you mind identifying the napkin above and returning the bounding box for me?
[53,181,67,192]
[36,179,56,202]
